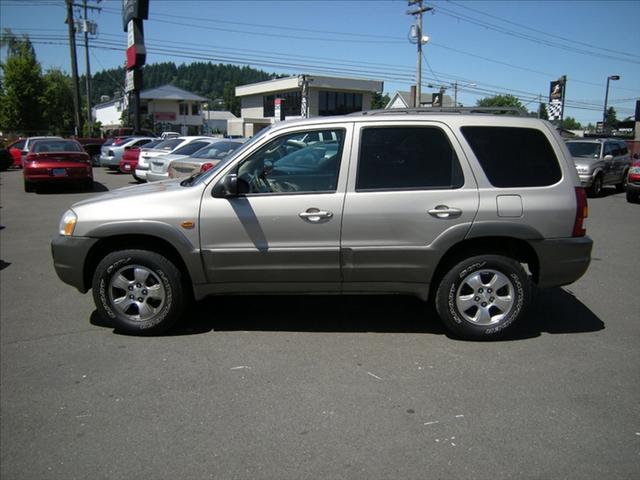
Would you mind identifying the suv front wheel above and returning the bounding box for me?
[435,255,531,339]
[92,249,187,334]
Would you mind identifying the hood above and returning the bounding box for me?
[571,156,601,166]
[71,179,188,209]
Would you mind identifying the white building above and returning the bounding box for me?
[93,84,209,135]
[230,74,384,137]
[202,110,238,135]
[92,97,126,131]
[386,90,454,109]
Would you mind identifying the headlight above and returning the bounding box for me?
[575,165,589,174]
[59,210,77,236]
[629,166,640,175]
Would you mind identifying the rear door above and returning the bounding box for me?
[340,121,479,287]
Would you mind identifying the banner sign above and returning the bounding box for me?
[122,0,149,31]
[548,79,565,121]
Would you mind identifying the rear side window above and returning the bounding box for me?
[356,127,464,191]
[461,126,561,187]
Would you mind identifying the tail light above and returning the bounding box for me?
[200,162,214,173]
[26,153,37,162]
[573,187,588,237]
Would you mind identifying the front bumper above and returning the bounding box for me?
[530,236,593,288]
[100,155,119,167]
[51,235,99,293]
[578,173,594,187]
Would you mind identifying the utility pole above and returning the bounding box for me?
[407,1,432,108]
[65,0,82,135]
[81,0,99,134]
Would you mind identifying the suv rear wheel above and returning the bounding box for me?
[92,249,187,334]
[435,255,531,339]
[587,174,603,197]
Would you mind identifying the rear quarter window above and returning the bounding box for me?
[461,126,562,187]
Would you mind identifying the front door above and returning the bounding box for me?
[199,125,352,288]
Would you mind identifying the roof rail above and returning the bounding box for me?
[351,107,531,117]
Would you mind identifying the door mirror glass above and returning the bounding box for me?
[604,154,614,161]
[212,174,238,198]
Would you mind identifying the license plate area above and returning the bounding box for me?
[52,168,67,177]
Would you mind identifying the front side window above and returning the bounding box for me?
[356,126,464,191]
[234,128,345,194]
[461,126,561,188]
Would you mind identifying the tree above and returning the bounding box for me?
[538,103,548,120]
[559,117,582,130]
[0,30,45,134]
[476,94,526,111]
[371,92,390,110]
[605,106,618,128]
[223,82,240,117]
[42,69,75,135]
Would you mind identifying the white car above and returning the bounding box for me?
[147,138,230,182]
[135,136,210,182]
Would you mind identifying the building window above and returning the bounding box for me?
[319,91,363,116]
[179,103,189,116]
[263,91,302,118]
[192,104,200,116]
[139,103,148,115]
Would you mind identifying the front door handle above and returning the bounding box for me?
[299,208,333,222]
[428,205,462,219]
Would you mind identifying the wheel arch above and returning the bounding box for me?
[429,236,540,300]
[83,234,197,299]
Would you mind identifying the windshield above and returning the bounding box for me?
[153,138,183,151]
[189,128,270,186]
[192,141,242,159]
[567,142,600,158]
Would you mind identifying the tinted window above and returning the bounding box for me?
[619,143,628,156]
[32,140,82,152]
[172,141,210,156]
[461,126,561,187]
[154,139,183,151]
[356,127,463,191]
[566,142,600,158]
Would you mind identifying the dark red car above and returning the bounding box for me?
[626,159,640,203]
[23,139,93,192]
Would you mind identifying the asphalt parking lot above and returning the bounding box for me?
[1,167,639,479]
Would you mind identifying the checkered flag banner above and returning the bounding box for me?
[548,99,563,121]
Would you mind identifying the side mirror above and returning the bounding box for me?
[604,154,614,161]
[212,174,238,198]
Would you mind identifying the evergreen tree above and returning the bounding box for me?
[0,30,46,134]
[42,69,75,135]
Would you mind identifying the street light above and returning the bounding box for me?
[603,75,620,133]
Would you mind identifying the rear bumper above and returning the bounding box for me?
[530,236,593,288]
[51,235,98,293]
[146,171,169,182]
[99,155,119,167]
[24,169,92,182]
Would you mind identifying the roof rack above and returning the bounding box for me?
[351,107,531,117]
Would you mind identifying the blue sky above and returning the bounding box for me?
[1,0,639,125]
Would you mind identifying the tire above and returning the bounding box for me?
[91,249,188,334]
[132,173,145,183]
[615,171,628,193]
[627,189,640,204]
[587,174,603,197]
[24,178,35,192]
[435,255,531,339]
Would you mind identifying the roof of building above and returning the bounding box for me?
[202,110,238,120]
[93,97,125,110]
[140,84,208,102]
[236,74,384,97]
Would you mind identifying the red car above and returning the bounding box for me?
[119,146,141,175]
[23,139,93,192]
[626,159,640,203]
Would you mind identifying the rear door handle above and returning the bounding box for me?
[428,205,462,219]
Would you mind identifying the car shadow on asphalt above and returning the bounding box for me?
[90,286,604,341]
[33,181,109,194]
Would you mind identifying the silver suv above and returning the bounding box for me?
[566,138,631,197]
[52,109,593,339]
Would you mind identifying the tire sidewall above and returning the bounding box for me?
[436,255,529,339]
[92,250,183,334]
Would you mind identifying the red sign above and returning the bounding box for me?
[154,112,176,121]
